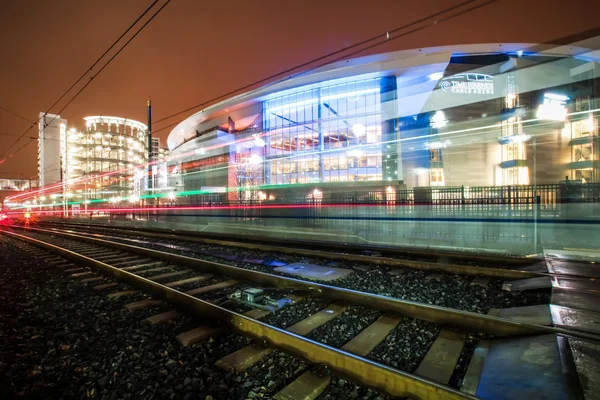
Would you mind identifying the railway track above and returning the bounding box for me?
[26,222,554,318]
[1,225,595,400]
[36,219,538,271]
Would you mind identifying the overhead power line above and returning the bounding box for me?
[0,0,167,160]
[0,105,36,124]
[151,0,494,136]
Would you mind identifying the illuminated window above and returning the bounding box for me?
[263,77,385,185]
[430,168,445,186]
[571,117,596,139]
[502,167,529,185]
[575,96,590,112]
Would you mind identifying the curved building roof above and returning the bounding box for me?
[168,42,600,152]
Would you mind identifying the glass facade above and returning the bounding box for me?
[163,49,600,202]
[263,77,394,185]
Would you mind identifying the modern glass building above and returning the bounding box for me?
[37,116,153,202]
[167,43,600,202]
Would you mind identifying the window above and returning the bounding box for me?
[575,96,590,112]
[430,149,441,162]
[572,144,593,162]
[430,168,445,186]
[504,143,526,161]
[572,118,596,139]
[502,167,529,185]
[263,77,385,185]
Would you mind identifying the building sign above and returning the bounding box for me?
[440,73,495,95]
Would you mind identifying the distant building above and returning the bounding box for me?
[0,178,40,208]
[149,136,169,193]
[166,43,600,202]
[151,137,169,162]
[37,115,149,202]
[38,112,67,187]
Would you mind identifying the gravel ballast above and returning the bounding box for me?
[0,236,397,399]
[25,228,550,315]
[0,238,318,399]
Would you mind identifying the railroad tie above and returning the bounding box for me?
[273,369,331,400]
[176,299,304,348]
[146,310,183,325]
[414,329,466,384]
[121,262,164,271]
[81,276,105,284]
[274,314,402,400]
[92,283,119,291]
[215,304,346,372]
[185,280,239,296]
[340,315,402,356]
[124,299,162,311]
[148,269,191,282]
[164,275,214,288]
[71,271,94,278]
[460,340,490,395]
[64,268,86,273]
[176,326,220,347]
[107,290,139,299]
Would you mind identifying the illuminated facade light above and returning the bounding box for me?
[498,134,532,144]
[352,124,366,136]
[536,92,569,121]
[536,103,568,121]
[543,93,569,102]
[431,111,447,129]
[425,140,451,150]
[252,134,266,147]
[248,154,262,165]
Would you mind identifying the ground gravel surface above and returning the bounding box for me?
[41,223,517,268]
[0,237,373,399]
[259,298,331,329]
[368,318,441,373]
[317,375,390,400]
[306,306,381,348]
[30,226,549,314]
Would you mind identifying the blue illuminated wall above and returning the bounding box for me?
[262,76,398,185]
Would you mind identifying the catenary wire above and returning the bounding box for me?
[0,0,163,159]
[151,0,493,132]
[0,105,36,124]
[7,0,484,175]
[5,0,495,189]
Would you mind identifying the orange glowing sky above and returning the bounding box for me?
[1,0,599,178]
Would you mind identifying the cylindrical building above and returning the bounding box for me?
[67,116,148,199]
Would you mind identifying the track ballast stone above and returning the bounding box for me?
[0,239,336,399]
[33,226,550,314]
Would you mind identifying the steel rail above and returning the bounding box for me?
[10,224,598,342]
[38,221,539,279]
[38,219,538,265]
[1,229,477,400]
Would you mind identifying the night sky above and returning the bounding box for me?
[1,0,599,178]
